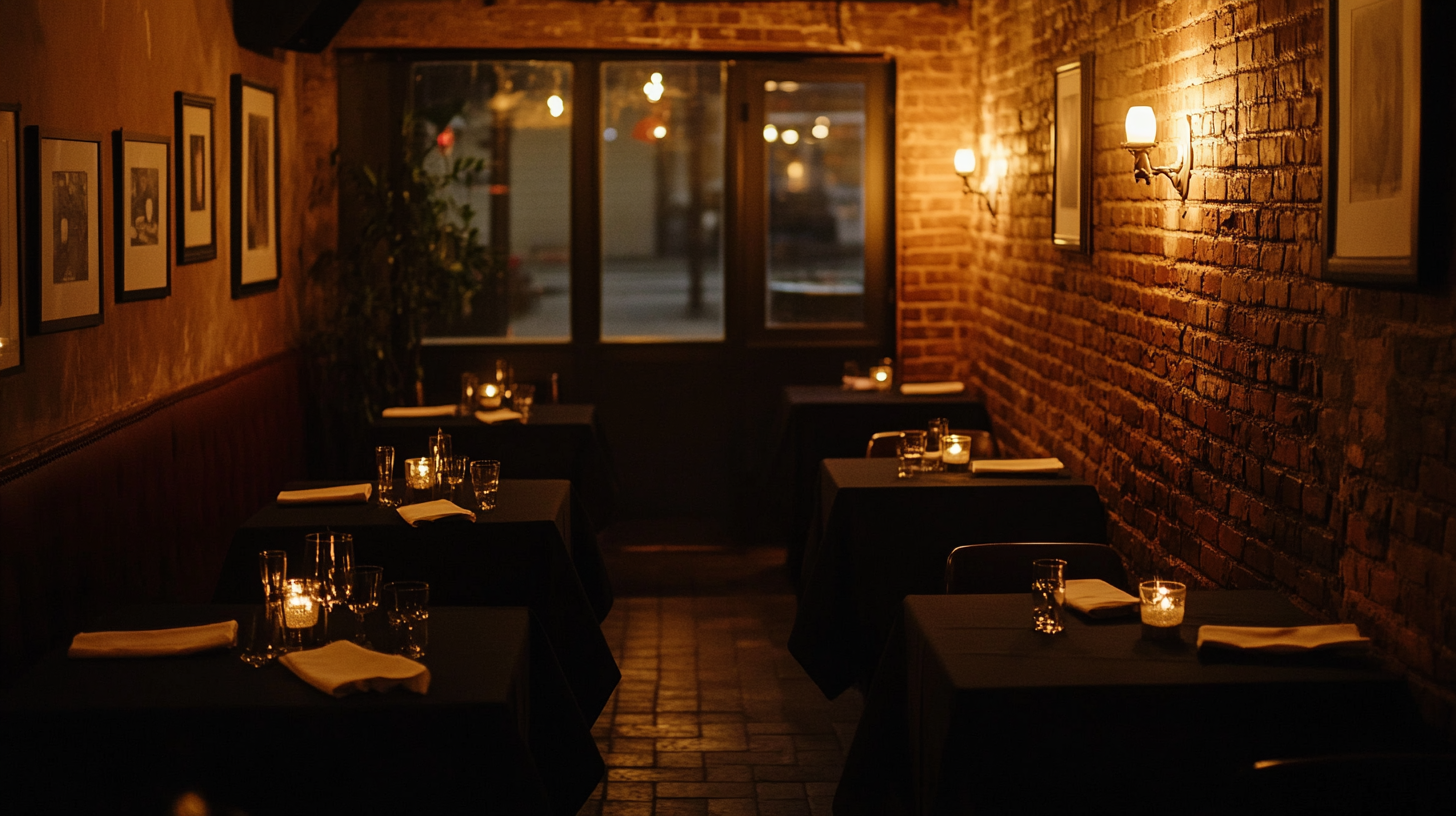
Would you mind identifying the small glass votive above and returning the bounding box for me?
[1140,580,1187,640]
[281,578,321,651]
[471,459,501,511]
[898,430,926,479]
[478,381,503,409]
[942,434,972,472]
[869,364,893,391]
[375,445,397,507]
[404,457,434,491]
[1032,558,1066,634]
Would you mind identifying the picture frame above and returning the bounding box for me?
[1052,54,1093,252]
[174,92,216,265]
[1322,0,1422,285]
[113,130,171,302]
[0,104,22,374]
[230,74,280,298]
[24,127,103,334]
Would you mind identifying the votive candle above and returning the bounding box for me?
[942,434,971,471]
[405,457,434,490]
[1139,580,1186,639]
[479,382,502,409]
[869,365,893,391]
[283,579,319,629]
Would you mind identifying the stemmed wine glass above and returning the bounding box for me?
[348,566,383,645]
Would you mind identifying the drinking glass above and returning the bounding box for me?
[926,418,949,472]
[460,372,480,412]
[444,456,469,488]
[258,550,287,603]
[429,431,452,494]
[332,537,355,612]
[239,608,278,667]
[375,445,398,508]
[348,565,383,645]
[471,459,501,511]
[304,532,351,607]
[386,580,430,659]
[1032,558,1067,634]
[899,430,926,479]
[514,383,535,423]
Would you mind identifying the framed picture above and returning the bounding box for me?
[230,74,280,298]
[1323,0,1422,285]
[113,130,171,302]
[1052,54,1093,252]
[0,104,22,374]
[175,92,216,265]
[24,127,103,334]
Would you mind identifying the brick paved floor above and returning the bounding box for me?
[575,593,863,816]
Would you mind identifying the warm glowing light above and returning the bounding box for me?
[781,129,800,145]
[436,126,456,152]
[954,148,976,175]
[1125,106,1157,145]
[786,161,805,180]
[764,80,778,92]
[987,156,1008,181]
[653,124,667,139]
[483,383,498,398]
[778,81,800,92]
[948,441,963,455]
[874,370,888,382]
[643,72,665,102]
[811,124,829,139]
[763,124,779,142]
[603,127,618,142]
[547,94,564,117]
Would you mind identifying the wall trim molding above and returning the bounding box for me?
[0,351,298,486]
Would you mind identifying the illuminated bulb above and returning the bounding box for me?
[1125,106,1156,145]
[779,81,799,92]
[954,148,976,175]
[874,370,888,382]
[547,94,564,118]
[811,124,829,139]
[815,115,830,127]
[653,124,667,139]
[786,161,805,180]
[483,383,498,397]
[781,129,800,145]
[764,80,778,92]
[643,72,665,102]
[763,124,779,143]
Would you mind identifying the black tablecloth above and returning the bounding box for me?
[0,605,603,816]
[369,404,617,531]
[836,592,1430,816]
[788,458,1106,698]
[212,480,618,721]
[768,386,992,572]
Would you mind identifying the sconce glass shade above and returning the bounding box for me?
[954,148,977,175]
[1125,106,1157,146]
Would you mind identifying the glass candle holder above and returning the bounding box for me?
[281,578,320,651]
[1032,558,1066,634]
[1140,580,1187,640]
[869,364,893,391]
[404,457,434,490]
[942,434,972,472]
[478,381,503,409]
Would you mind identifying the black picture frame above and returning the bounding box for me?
[175,92,217,265]
[113,130,171,302]
[1322,0,1422,285]
[230,74,280,299]
[24,126,103,334]
[0,103,22,375]
[1052,53,1093,252]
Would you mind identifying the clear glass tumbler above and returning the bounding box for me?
[375,445,397,507]
[348,565,383,645]
[258,550,287,604]
[899,430,926,479]
[1032,558,1067,634]
[514,383,535,423]
[304,532,350,607]
[429,431,452,494]
[386,580,430,659]
[926,418,949,472]
[471,459,501,511]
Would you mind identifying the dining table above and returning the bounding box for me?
[834,592,1432,816]
[369,403,617,531]
[211,479,618,721]
[789,458,1107,699]
[0,604,604,816]
[765,385,992,559]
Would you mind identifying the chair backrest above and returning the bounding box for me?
[1213,754,1456,816]
[866,431,904,458]
[944,542,1129,594]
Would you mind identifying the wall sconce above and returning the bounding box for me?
[954,148,1005,221]
[1121,106,1191,200]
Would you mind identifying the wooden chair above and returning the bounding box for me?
[865,431,905,458]
[944,542,1129,594]
[1210,753,1456,815]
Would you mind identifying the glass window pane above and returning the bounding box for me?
[601,62,725,341]
[412,61,572,341]
[765,80,865,327]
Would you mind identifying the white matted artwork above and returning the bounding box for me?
[1052,54,1093,252]
[114,130,170,301]
[230,74,279,298]
[175,92,216,264]
[0,105,21,373]
[1324,0,1422,284]
[25,127,103,333]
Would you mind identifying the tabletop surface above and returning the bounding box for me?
[247,479,570,530]
[783,385,984,406]
[372,403,596,428]
[822,457,1087,490]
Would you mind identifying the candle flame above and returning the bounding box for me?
[484,383,498,397]
[949,443,963,455]
[875,371,887,381]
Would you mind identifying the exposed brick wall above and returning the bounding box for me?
[952,0,1456,736]
[335,0,1454,735]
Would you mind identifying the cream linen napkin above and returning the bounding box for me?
[841,376,876,391]
[475,408,524,424]
[900,381,965,396]
[398,499,476,526]
[280,641,430,697]
[381,405,458,418]
[69,621,238,658]
[277,483,373,506]
[1064,579,1139,618]
[970,457,1065,475]
[1197,624,1369,653]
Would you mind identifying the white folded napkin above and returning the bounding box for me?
[280,640,431,697]
[1197,624,1369,653]
[69,620,238,658]
[841,376,876,391]
[381,405,458,418]
[900,381,965,396]
[970,457,1065,474]
[475,408,524,424]
[1064,579,1138,618]
[277,483,373,506]
[397,499,476,526]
